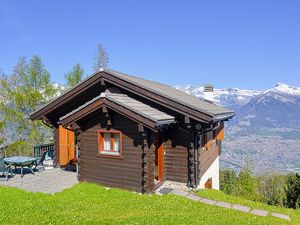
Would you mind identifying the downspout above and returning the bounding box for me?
[194,121,221,188]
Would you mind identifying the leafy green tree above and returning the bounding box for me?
[285,173,300,209]
[0,56,57,156]
[234,169,260,201]
[64,63,85,89]
[220,169,237,194]
[258,174,286,206]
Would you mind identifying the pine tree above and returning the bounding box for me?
[93,44,109,71]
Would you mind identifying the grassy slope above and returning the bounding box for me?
[196,189,300,224]
[0,183,296,225]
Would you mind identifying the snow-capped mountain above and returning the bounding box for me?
[271,83,300,96]
[177,83,300,129]
[176,83,300,109]
[176,83,300,174]
[175,85,262,109]
[235,90,300,128]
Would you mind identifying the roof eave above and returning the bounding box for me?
[212,112,235,122]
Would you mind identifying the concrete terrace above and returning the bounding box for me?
[0,166,77,194]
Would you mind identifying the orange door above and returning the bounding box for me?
[155,134,164,182]
[157,142,164,181]
[59,125,75,166]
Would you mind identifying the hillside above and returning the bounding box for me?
[0,182,298,224]
[177,83,300,174]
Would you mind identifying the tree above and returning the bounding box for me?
[93,44,109,71]
[285,173,300,209]
[0,56,57,156]
[234,169,260,201]
[65,63,85,89]
[258,174,286,206]
[220,169,237,195]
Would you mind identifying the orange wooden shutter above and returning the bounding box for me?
[59,125,68,166]
[68,129,75,161]
[216,122,225,141]
[59,126,75,165]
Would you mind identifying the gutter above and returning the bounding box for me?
[212,112,235,123]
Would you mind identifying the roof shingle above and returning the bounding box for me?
[105,69,234,118]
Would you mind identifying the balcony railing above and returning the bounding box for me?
[34,143,54,159]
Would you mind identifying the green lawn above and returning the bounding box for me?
[196,189,300,224]
[0,183,297,225]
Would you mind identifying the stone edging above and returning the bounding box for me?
[168,189,291,221]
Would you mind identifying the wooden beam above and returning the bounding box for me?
[100,78,105,86]
[107,118,112,126]
[71,122,80,130]
[102,105,108,113]
[138,124,144,132]
[185,115,190,124]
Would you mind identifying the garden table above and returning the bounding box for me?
[4,156,38,178]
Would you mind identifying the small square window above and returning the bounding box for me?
[98,130,122,158]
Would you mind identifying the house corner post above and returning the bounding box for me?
[141,130,147,193]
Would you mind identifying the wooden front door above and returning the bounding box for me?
[155,134,164,183]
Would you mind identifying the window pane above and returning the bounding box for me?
[104,133,111,150]
[114,134,120,152]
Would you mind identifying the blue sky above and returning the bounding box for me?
[0,0,300,89]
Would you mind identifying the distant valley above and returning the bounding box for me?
[176,83,300,174]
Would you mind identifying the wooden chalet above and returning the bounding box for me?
[30,68,234,193]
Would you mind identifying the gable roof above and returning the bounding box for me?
[59,93,175,130]
[31,68,234,124]
[105,69,234,117]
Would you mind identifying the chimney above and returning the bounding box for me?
[204,84,214,101]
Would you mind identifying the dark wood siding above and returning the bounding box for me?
[164,127,189,184]
[79,111,145,192]
[146,134,155,192]
[199,133,221,177]
[53,128,59,167]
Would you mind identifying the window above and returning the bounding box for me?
[98,130,122,158]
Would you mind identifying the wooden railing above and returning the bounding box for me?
[34,143,54,159]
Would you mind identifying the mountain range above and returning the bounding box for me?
[176,83,300,174]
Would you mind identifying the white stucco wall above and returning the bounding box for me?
[199,156,220,190]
